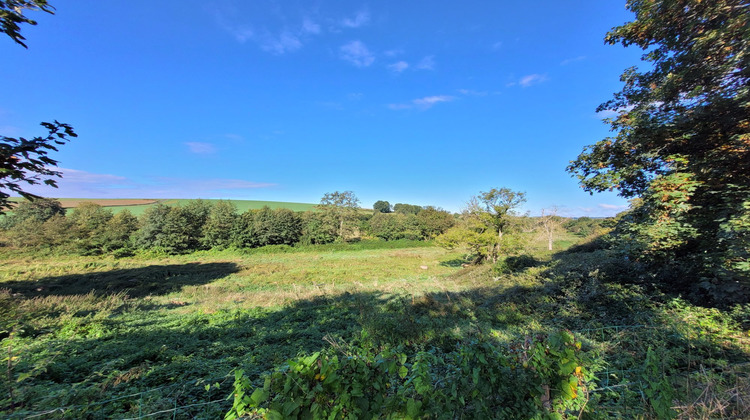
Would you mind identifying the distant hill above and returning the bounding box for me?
[7,198,317,216]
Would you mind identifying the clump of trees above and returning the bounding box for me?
[0,192,460,255]
[436,188,528,264]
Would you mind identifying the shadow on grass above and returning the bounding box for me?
[4,248,749,418]
[2,262,240,298]
[439,258,468,268]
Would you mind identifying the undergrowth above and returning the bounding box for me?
[0,238,747,418]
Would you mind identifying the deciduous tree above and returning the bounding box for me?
[373,200,392,213]
[319,191,360,241]
[567,0,750,300]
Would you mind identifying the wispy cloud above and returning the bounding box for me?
[224,133,244,142]
[383,49,403,57]
[416,55,435,70]
[185,142,216,154]
[228,26,254,43]
[388,61,409,73]
[457,89,488,96]
[561,55,586,65]
[599,203,628,211]
[340,40,375,67]
[55,168,128,185]
[258,30,303,54]
[22,168,275,199]
[388,95,455,110]
[341,9,370,28]
[491,41,503,50]
[301,17,321,35]
[517,73,548,87]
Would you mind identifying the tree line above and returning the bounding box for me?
[0,192,460,255]
[0,189,610,261]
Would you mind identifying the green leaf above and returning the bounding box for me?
[250,388,269,406]
[399,365,408,379]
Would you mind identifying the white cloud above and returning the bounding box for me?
[259,30,302,55]
[598,203,628,210]
[457,89,488,96]
[185,142,216,154]
[388,61,409,73]
[383,49,403,57]
[416,55,435,70]
[491,41,503,50]
[388,95,455,110]
[518,74,548,87]
[55,167,128,185]
[340,40,375,67]
[342,9,370,28]
[224,133,244,142]
[413,96,453,107]
[561,55,586,65]
[301,17,321,35]
[226,25,254,43]
[20,168,275,199]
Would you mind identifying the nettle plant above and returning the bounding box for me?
[226,330,595,420]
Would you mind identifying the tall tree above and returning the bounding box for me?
[567,0,750,300]
[319,191,360,241]
[437,188,526,263]
[537,207,562,251]
[372,200,392,213]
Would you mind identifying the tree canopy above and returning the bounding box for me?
[0,0,54,48]
[568,0,750,301]
[1,1,75,212]
[0,121,77,212]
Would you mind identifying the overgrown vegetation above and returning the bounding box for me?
[0,230,747,419]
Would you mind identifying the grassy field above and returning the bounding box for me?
[1,237,748,418]
[7,197,318,216]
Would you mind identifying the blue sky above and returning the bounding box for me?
[1,1,644,216]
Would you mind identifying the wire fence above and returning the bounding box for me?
[6,323,749,419]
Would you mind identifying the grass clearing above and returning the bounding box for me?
[1,237,748,418]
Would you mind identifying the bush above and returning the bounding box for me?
[227,330,594,420]
[493,254,538,275]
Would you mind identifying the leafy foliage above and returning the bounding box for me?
[227,331,594,420]
[393,203,422,215]
[567,0,750,302]
[0,197,64,228]
[437,188,527,263]
[0,0,53,48]
[319,191,361,241]
[373,200,392,213]
[0,121,77,212]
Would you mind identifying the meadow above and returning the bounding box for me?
[1,234,748,419]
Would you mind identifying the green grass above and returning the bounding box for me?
[1,236,748,418]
